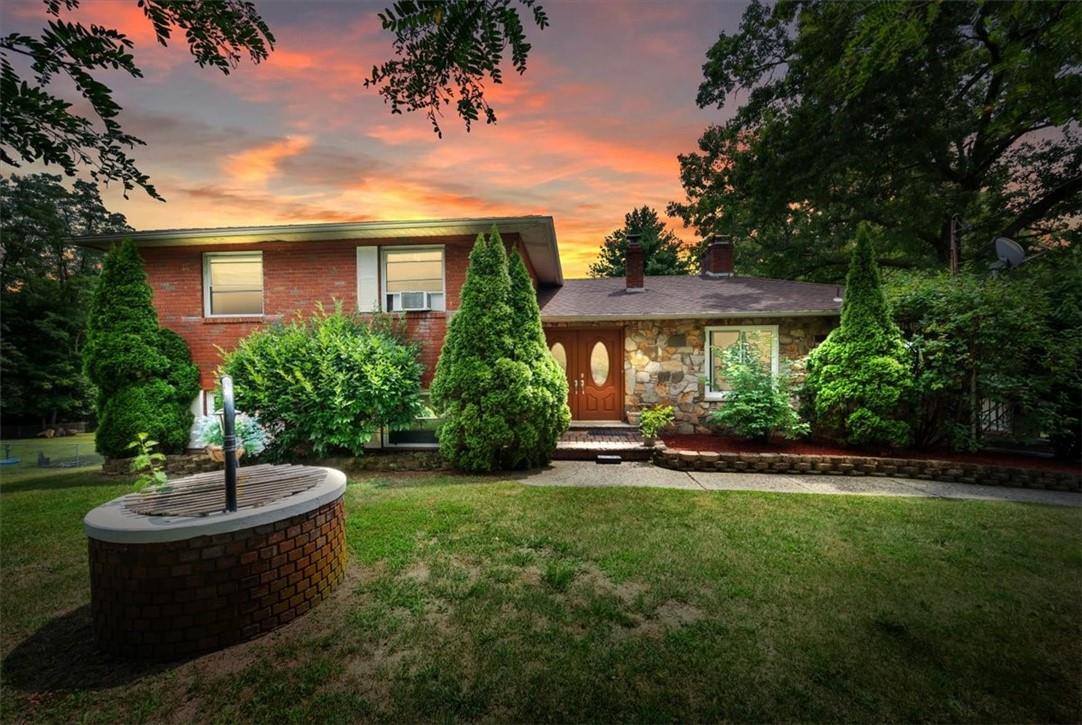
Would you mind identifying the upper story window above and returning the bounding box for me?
[203,252,263,317]
[704,324,779,400]
[382,246,445,312]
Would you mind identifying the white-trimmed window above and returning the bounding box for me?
[382,246,445,312]
[704,325,779,400]
[203,252,263,316]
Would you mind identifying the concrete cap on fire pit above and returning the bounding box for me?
[84,465,347,544]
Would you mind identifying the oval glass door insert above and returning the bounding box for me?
[550,342,567,371]
[590,341,609,385]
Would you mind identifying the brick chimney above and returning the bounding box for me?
[625,232,645,292]
[702,234,734,277]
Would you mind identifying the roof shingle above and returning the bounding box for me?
[538,275,842,320]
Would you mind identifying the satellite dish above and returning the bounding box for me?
[994,236,1026,269]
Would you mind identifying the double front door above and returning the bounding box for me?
[545,328,622,421]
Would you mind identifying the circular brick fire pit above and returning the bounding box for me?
[84,464,347,660]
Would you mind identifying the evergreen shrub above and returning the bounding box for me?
[803,225,912,448]
[432,228,570,472]
[84,240,197,457]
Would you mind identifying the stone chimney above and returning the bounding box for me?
[702,234,734,277]
[625,232,645,292]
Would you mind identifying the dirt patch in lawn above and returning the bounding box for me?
[663,434,1081,474]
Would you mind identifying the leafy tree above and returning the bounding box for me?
[366,0,549,137]
[588,207,694,278]
[221,305,424,460]
[705,339,807,442]
[83,239,195,456]
[671,1,1081,281]
[1,0,274,199]
[803,225,912,448]
[3,0,548,196]
[0,173,129,427]
[505,246,570,466]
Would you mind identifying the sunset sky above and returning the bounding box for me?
[1,0,746,277]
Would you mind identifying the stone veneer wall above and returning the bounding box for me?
[88,497,346,660]
[547,317,835,432]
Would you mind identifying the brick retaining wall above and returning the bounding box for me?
[653,445,1080,492]
[88,497,346,660]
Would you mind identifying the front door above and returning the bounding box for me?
[545,328,622,421]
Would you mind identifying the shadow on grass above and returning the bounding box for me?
[0,468,126,495]
[2,605,188,692]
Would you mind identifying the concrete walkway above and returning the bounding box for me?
[519,461,1082,507]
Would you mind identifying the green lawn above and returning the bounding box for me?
[1,465,1080,722]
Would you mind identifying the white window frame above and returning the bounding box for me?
[203,251,264,317]
[704,324,780,401]
[379,245,446,312]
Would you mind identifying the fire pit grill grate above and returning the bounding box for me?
[124,463,328,517]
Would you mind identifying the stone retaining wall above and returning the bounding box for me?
[653,445,1080,492]
[88,497,346,660]
[102,453,221,477]
[104,449,447,477]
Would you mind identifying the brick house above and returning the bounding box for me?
[80,216,841,445]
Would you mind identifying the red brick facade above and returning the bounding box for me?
[88,497,346,660]
[141,233,530,390]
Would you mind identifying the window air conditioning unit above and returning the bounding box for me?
[397,291,431,311]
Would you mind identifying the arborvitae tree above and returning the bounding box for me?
[83,239,168,396]
[83,240,197,457]
[504,243,571,467]
[804,225,912,447]
[432,228,532,472]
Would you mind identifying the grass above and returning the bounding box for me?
[1,464,1080,722]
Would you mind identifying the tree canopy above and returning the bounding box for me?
[0,173,130,427]
[2,0,547,197]
[588,206,694,278]
[670,0,1081,282]
[366,0,549,137]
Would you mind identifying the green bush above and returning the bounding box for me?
[84,240,197,457]
[432,228,570,472]
[887,248,1081,459]
[639,405,675,440]
[503,249,571,467]
[95,380,192,458]
[804,225,912,448]
[83,240,168,396]
[706,340,807,442]
[221,305,423,459]
[157,327,201,404]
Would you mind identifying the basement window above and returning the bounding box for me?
[203,252,263,316]
[704,325,779,400]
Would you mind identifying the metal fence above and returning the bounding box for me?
[0,437,103,471]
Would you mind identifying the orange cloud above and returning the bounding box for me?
[222,136,312,185]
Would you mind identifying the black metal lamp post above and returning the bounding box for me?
[220,375,239,512]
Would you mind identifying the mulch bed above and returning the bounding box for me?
[662,434,1081,475]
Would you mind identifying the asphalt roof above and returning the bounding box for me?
[538,275,843,320]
